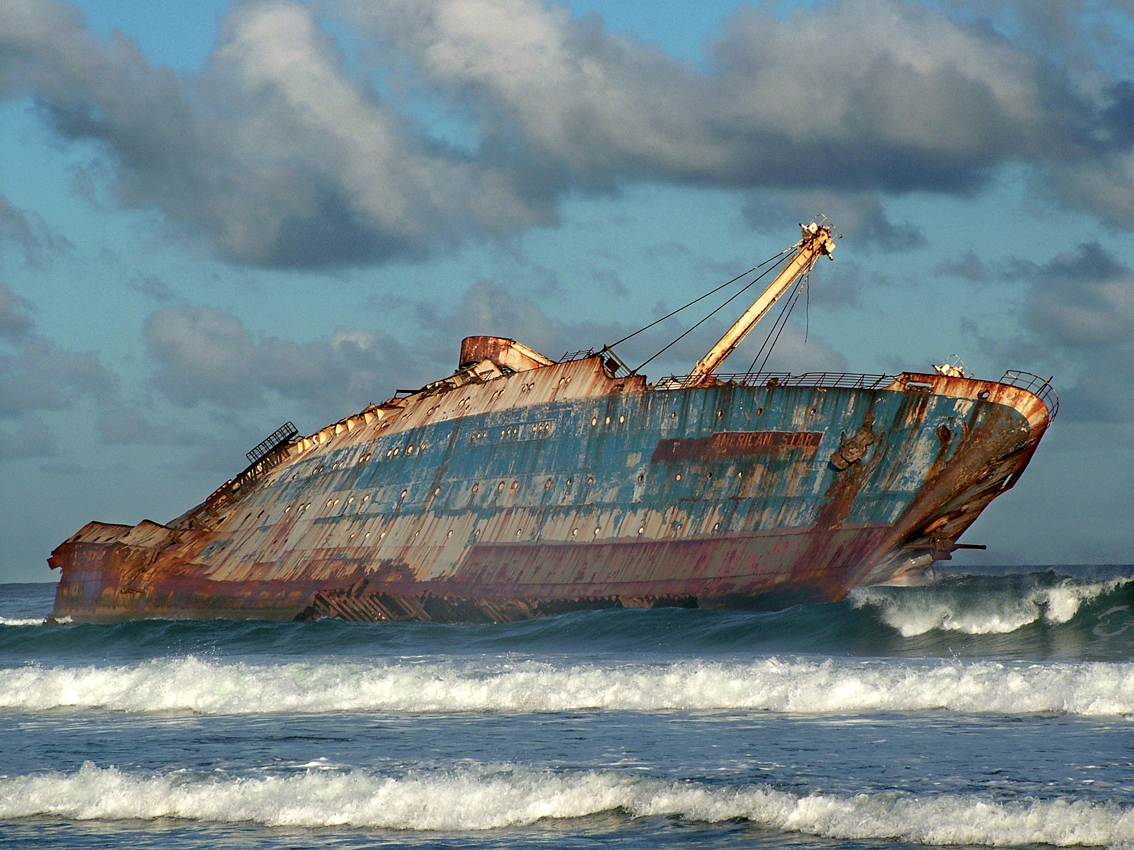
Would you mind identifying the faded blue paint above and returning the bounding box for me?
[233,382,1010,548]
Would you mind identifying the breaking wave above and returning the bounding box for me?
[2,570,1132,662]
[1,655,1131,717]
[851,575,1134,637]
[1,761,1131,846]
[0,617,46,627]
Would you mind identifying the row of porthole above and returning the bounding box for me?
[288,463,752,518]
[312,403,792,476]
[302,440,430,467]
[305,466,737,517]
[590,407,771,428]
[274,509,729,545]
[384,441,427,459]
[245,513,725,542]
[363,397,776,444]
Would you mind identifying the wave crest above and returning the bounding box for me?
[2,655,1131,717]
[851,576,1133,638]
[1,762,1131,846]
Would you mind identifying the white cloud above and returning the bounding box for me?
[1017,242,1134,421]
[144,304,426,415]
[1,0,1132,267]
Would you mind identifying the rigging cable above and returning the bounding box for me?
[628,251,795,374]
[745,268,812,378]
[604,248,793,354]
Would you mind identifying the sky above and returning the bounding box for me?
[1,0,1133,582]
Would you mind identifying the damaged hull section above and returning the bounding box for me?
[50,350,1054,624]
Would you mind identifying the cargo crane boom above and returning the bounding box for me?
[686,220,837,385]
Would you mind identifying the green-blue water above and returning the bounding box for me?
[2,566,1132,848]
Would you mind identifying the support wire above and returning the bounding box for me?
[626,251,795,374]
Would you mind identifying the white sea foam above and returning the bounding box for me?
[1,656,1131,717]
[0,617,46,627]
[1,761,1131,846]
[851,578,1132,637]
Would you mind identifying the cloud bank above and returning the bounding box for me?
[1020,242,1134,422]
[0,283,116,458]
[1,0,1132,268]
[143,305,423,415]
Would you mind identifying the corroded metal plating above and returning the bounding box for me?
[49,223,1054,623]
[49,348,1053,623]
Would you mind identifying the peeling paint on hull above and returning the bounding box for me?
[49,352,1054,624]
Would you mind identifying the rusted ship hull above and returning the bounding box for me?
[49,353,1054,624]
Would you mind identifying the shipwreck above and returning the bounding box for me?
[49,221,1056,622]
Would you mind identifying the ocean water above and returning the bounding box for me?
[1,567,1132,849]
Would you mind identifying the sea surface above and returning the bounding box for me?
[1,566,1132,849]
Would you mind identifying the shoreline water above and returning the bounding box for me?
[2,567,1132,849]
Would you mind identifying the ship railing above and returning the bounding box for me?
[196,422,301,520]
[246,421,300,464]
[560,349,596,362]
[652,371,899,390]
[560,347,637,378]
[999,371,1059,419]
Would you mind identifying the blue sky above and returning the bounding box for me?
[1,0,1133,582]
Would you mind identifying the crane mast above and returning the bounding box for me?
[686,221,836,386]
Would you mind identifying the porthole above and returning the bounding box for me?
[399,489,407,499]
[675,473,683,481]
[618,415,625,424]
[497,481,505,491]
[472,483,480,494]
[756,408,763,416]
[593,527,601,536]
[637,526,645,535]
[571,528,579,537]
